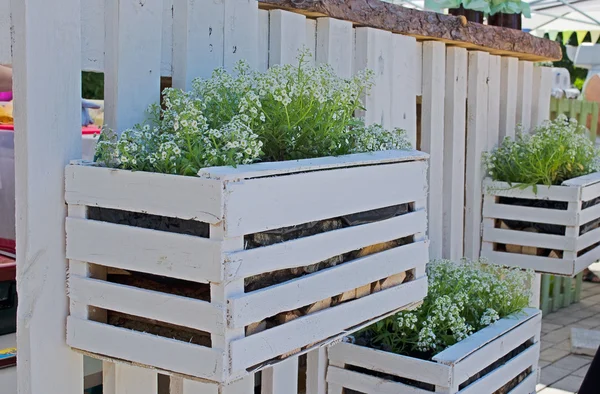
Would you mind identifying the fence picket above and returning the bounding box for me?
[269,10,306,66]
[487,56,501,150]
[532,66,553,127]
[517,61,534,132]
[305,19,317,64]
[258,9,270,72]
[307,348,328,394]
[391,34,418,148]
[499,57,518,140]
[262,356,299,394]
[316,18,354,78]
[224,0,258,70]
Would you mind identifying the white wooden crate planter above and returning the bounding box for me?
[64,149,429,383]
[481,173,600,277]
[327,308,542,394]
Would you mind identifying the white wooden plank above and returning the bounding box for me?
[483,226,576,251]
[326,367,431,394]
[67,317,224,381]
[103,362,116,394]
[230,276,427,372]
[482,250,574,275]
[577,226,600,251]
[229,241,428,327]
[268,10,306,67]
[442,47,467,260]
[161,0,174,77]
[223,160,428,237]
[261,356,299,394]
[305,19,317,64]
[483,198,578,226]
[499,57,519,140]
[68,205,94,320]
[516,61,534,133]
[66,218,223,283]
[530,272,541,309]
[531,67,553,127]
[487,55,501,150]
[306,348,327,394]
[114,364,158,394]
[484,179,581,202]
[0,0,11,64]
[575,246,600,275]
[464,51,489,259]
[172,0,225,89]
[328,342,451,387]
[223,0,258,70]
[391,34,418,148]
[199,149,428,181]
[415,43,423,96]
[104,0,162,134]
[579,203,600,226]
[563,171,600,188]
[221,376,254,394]
[81,0,105,73]
[11,0,84,392]
[257,9,270,73]
[69,275,223,333]
[354,27,393,129]
[225,210,427,281]
[421,41,445,259]
[316,18,354,78]
[170,376,219,394]
[65,165,223,223]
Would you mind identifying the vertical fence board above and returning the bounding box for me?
[222,376,254,394]
[464,51,489,260]
[81,0,105,73]
[257,9,270,72]
[354,27,392,129]
[0,0,10,64]
[415,43,423,96]
[517,61,534,132]
[104,0,163,134]
[269,10,306,66]
[262,356,299,394]
[532,66,553,127]
[499,57,518,140]
[391,34,418,148]
[421,41,446,259]
[162,0,174,77]
[306,348,327,394]
[305,19,317,64]
[113,364,157,394]
[172,0,224,89]
[224,0,258,70]
[487,55,501,150]
[316,17,354,78]
[442,47,467,260]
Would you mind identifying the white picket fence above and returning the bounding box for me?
[4,0,554,393]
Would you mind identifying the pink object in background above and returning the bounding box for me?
[0,92,12,102]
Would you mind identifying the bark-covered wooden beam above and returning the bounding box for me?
[259,0,561,62]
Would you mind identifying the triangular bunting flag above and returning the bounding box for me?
[577,30,588,45]
[562,31,574,44]
[548,31,559,41]
[592,31,600,44]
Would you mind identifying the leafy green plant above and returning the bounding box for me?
[95,51,411,175]
[483,116,600,189]
[489,0,530,16]
[358,259,532,358]
[424,0,490,13]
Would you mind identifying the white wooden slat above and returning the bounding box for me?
[225,210,427,281]
[229,241,428,328]
[305,19,317,65]
[481,249,574,276]
[261,356,299,394]
[224,0,258,70]
[65,165,223,223]
[577,226,600,251]
[487,55,502,150]
[102,362,116,394]
[67,317,224,381]
[222,376,254,394]
[0,0,11,64]
[483,226,576,251]
[464,51,489,259]
[442,47,467,260]
[575,246,600,275]
[579,183,600,202]
[268,10,306,67]
[507,372,537,394]
[530,273,542,309]
[516,61,534,133]
[391,34,418,148]
[415,43,423,96]
[69,275,223,333]
[66,218,222,283]
[484,179,581,202]
[114,364,158,394]
[11,0,84,392]
[563,171,600,188]
[81,0,105,73]
[172,0,225,89]
[483,198,578,226]
[579,203,600,226]
[230,276,427,372]
[459,344,539,394]
[200,149,428,180]
[326,367,431,394]
[421,41,446,259]
[170,376,219,394]
[257,9,270,73]
[161,0,174,77]
[223,160,428,237]
[104,0,162,134]
[531,67,553,127]
[328,342,451,387]
[499,57,519,140]
[316,17,354,78]
[68,205,94,320]
[354,27,393,129]
[306,348,328,394]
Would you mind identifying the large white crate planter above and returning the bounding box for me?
[64,150,429,383]
[481,173,600,277]
[327,308,541,394]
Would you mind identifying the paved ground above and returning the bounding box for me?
[536,279,600,393]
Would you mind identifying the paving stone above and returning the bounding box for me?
[539,365,571,386]
[540,348,570,363]
[566,308,598,320]
[542,322,564,334]
[551,375,584,392]
[552,354,592,372]
[544,315,581,326]
[576,316,600,328]
[573,364,590,377]
[542,327,572,344]
[541,341,555,351]
[553,339,572,351]
[539,360,551,368]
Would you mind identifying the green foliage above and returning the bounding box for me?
[484,116,600,188]
[359,259,532,357]
[82,72,104,100]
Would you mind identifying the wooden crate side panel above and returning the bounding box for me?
[483,179,581,202]
[66,218,222,283]
[223,160,428,237]
[562,171,600,189]
[480,250,574,276]
[65,165,223,223]
[482,198,578,227]
[229,276,428,372]
[577,226,600,251]
[326,366,432,394]
[268,9,306,67]
[482,227,576,251]
[67,317,224,381]
[575,246,600,275]
[229,240,428,328]
[225,209,427,281]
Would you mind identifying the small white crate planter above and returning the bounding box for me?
[64,150,429,383]
[481,173,600,277]
[327,308,542,394]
